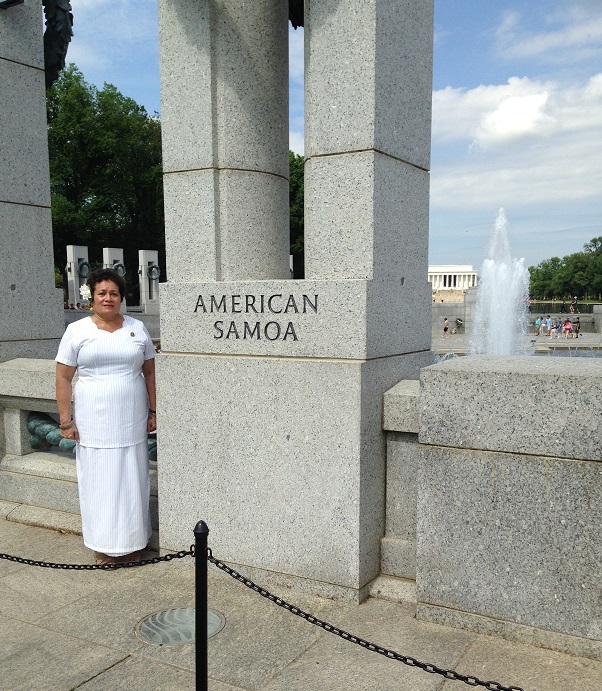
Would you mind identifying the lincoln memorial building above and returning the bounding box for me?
[428,265,478,301]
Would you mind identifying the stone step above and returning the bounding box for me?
[7,503,82,535]
[0,453,159,545]
[368,574,417,605]
[4,503,160,551]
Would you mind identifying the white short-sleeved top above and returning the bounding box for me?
[56,315,155,448]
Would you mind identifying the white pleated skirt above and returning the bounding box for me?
[76,441,152,557]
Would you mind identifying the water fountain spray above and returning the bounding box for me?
[470,209,530,355]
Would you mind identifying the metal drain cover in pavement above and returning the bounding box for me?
[137,607,225,645]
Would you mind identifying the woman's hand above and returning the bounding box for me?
[147,412,157,434]
[60,423,80,441]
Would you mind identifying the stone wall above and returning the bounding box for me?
[383,357,602,660]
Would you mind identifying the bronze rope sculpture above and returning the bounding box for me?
[42,0,73,88]
[289,0,304,28]
[41,1,303,89]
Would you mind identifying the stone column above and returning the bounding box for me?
[102,247,127,311]
[0,0,63,362]
[157,0,434,600]
[305,0,432,297]
[4,408,32,456]
[138,249,160,315]
[158,0,290,281]
[102,247,125,274]
[65,245,89,306]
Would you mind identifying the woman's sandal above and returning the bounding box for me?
[119,551,142,564]
[94,551,119,565]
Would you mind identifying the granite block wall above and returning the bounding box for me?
[0,0,63,362]
[157,349,433,597]
[158,0,290,281]
[413,356,602,660]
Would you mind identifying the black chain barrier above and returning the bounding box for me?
[206,549,525,691]
[0,548,194,570]
[0,530,524,691]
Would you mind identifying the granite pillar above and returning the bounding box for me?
[0,0,63,362]
[66,245,89,306]
[138,249,160,315]
[157,0,434,599]
[102,247,127,311]
[158,0,290,281]
[102,247,126,275]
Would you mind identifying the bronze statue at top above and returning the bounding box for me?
[43,0,73,88]
[289,0,304,28]
[41,0,302,90]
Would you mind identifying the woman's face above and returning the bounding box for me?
[92,280,121,319]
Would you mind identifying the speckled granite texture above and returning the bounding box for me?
[381,432,422,579]
[0,359,57,399]
[159,0,288,177]
[420,356,602,461]
[304,152,430,284]
[416,444,602,651]
[383,380,420,432]
[416,357,602,652]
[304,0,432,293]
[0,0,43,69]
[158,0,290,281]
[0,205,63,344]
[0,62,50,208]
[4,409,31,455]
[159,278,433,360]
[156,0,434,600]
[1,3,63,359]
[162,170,290,281]
[305,0,433,169]
[157,351,429,598]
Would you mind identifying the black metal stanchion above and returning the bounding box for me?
[194,520,209,691]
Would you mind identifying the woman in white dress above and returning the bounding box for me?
[55,268,157,565]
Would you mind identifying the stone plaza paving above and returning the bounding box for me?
[1,503,601,691]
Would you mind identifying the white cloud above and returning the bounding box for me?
[496,7,602,62]
[496,10,520,37]
[473,92,555,150]
[431,73,602,214]
[289,26,304,84]
[432,77,557,147]
[433,74,602,150]
[66,42,111,73]
[69,0,158,72]
[289,131,304,156]
[431,129,602,212]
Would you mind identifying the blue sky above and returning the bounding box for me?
[66,1,602,271]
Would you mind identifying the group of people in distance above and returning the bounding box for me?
[534,314,581,338]
[64,302,92,310]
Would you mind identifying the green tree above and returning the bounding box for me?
[289,151,304,277]
[47,65,165,291]
[529,257,562,299]
[583,236,602,255]
[529,236,602,300]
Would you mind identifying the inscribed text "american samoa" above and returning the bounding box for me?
[194,294,318,341]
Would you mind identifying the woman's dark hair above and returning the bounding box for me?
[88,268,126,301]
